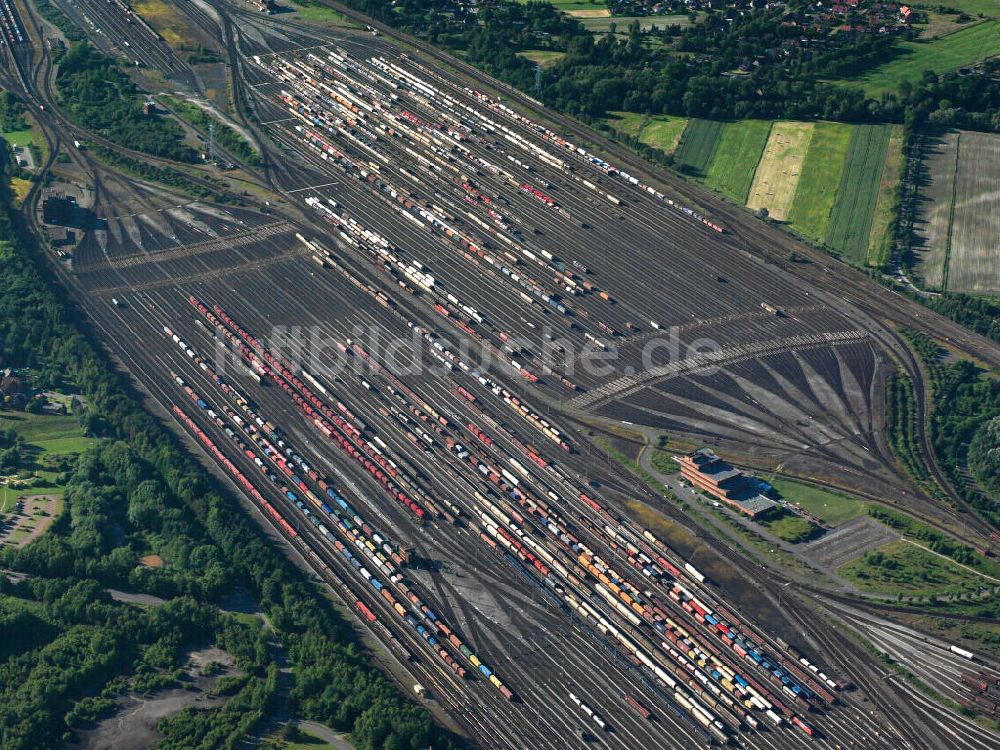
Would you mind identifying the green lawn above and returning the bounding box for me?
[2,128,34,147]
[703,120,772,202]
[607,111,648,139]
[825,124,891,263]
[840,540,991,596]
[673,119,724,176]
[768,477,865,527]
[607,112,688,154]
[639,116,688,154]
[844,20,1000,96]
[786,121,852,242]
[758,508,823,543]
[0,413,93,456]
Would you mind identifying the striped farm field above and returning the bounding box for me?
[611,114,905,264]
[945,131,1000,294]
[746,122,814,221]
[673,119,724,176]
[824,125,891,263]
[786,122,852,242]
[911,132,959,290]
[703,120,772,203]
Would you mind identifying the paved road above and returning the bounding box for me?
[299,721,356,750]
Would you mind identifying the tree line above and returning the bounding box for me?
[902,330,1000,530]
[330,0,1000,132]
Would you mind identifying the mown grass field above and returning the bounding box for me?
[0,412,94,456]
[703,120,771,203]
[607,111,647,138]
[673,119,724,176]
[608,112,688,154]
[845,19,1000,96]
[758,509,822,543]
[945,130,1000,294]
[768,477,866,527]
[639,116,688,154]
[746,121,813,220]
[825,124,891,263]
[786,121,852,241]
[535,0,608,13]
[2,128,33,147]
[3,111,47,165]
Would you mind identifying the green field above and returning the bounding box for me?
[607,112,688,154]
[703,120,771,202]
[825,124,891,262]
[607,111,648,139]
[0,411,95,513]
[673,119,724,176]
[866,124,905,268]
[289,1,361,27]
[517,50,566,69]
[0,412,93,456]
[639,116,688,154]
[650,450,680,474]
[610,114,901,263]
[579,14,696,32]
[840,540,992,596]
[758,508,823,543]
[2,128,34,147]
[523,0,605,10]
[768,477,865,527]
[845,20,1000,95]
[786,122,852,242]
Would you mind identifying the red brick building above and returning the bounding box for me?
[678,448,775,518]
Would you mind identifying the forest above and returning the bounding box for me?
[903,330,1000,529]
[332,0,1000,132]
[55,44,197,162]
[0,179,453,748]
